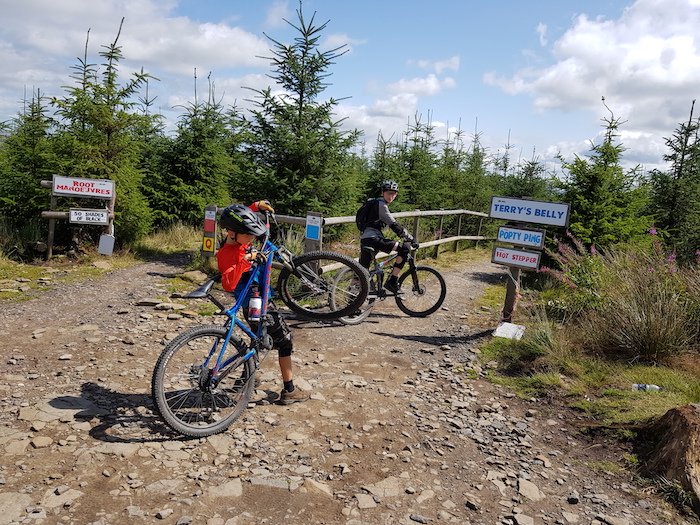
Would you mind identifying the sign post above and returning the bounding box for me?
[40,175,117,259]
[201,205,218,257]
[304,212,323,253]
[489,196,570,325]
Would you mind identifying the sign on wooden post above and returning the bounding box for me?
[305,212,323,253]
[202,205,218,257]
[40,175,117,259]
[489,196,570,324]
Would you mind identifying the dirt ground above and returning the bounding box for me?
[0,254,690,525]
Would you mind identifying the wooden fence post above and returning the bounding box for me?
[453,214,463,252]
[46,194,57,260]
[434,214,444,258]
[501,267,521,322]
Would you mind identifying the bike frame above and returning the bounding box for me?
[364,248,414,294]
[201,237,280,381]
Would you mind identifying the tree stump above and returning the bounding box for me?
[641,403,700,509]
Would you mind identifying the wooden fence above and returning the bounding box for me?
[273,208,495,257]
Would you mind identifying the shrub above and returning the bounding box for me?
[537,233,604,320]
[581,237,699,363]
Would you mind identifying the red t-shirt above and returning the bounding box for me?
[216,242,252,292]
[215,202,262,292]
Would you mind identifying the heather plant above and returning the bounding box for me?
[537,232,604,321]
[580,232,700,363]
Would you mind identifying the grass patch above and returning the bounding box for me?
[477,303,700,426]
[129,222,203,259]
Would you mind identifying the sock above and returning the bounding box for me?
[387,275,398,283]
[283,380,295,393]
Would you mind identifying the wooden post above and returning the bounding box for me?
[476,217,484,248]
[411,214,420,241]
[502,267,521,322]
[46,194,57,260]
[434,214,444,258]
[453,214,463,252]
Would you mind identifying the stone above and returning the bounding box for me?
[0,492,32,525]
[305,479,333,497]
[518,478,544,501]
[207,479,243,498]
[354,493,376,508]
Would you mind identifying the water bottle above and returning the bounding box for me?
[632,383,663,392]
[248,294,262,322]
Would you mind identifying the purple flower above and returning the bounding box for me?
[650,228,658,235]
[590,246,597,254]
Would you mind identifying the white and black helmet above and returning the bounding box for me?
[380,180,399,192]
[219,204,268,237]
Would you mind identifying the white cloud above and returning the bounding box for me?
[0,0,272,126]
[486,0,700,133]
[323,33,367,54]
[537,23,548,46]
[265,0,292,28]
[415,56,459,74]
[388,74,456,98]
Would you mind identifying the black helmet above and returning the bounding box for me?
[380,180,399,192]
[219,204,268,237]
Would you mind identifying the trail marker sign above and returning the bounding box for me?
[69,208,110,225]
[497,225,546,249]
[53,175,115,200]
[491,245,542,271]
[490,196,570,227]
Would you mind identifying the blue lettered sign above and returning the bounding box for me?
[490,196,570,227]
[497,226,546,249]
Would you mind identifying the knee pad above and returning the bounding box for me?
[267,311,294,357]
[394,243,411,268]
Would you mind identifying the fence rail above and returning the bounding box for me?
[272,208,495,257]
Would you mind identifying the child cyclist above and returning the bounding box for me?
[358,180,419,293]
[216,200,308,405]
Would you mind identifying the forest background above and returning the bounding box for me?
[0,8,699,265]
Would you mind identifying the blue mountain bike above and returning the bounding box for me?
[151,213,369,437]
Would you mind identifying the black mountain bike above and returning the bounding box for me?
[330,245,447,325]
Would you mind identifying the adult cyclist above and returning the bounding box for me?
[358,180,419,294]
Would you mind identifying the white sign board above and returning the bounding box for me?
[305,213,322,241]
[53,176,115,200]
[492,245,542,270]
[490,196,570,227]
[497,225,546,249]
[69,208,109,225]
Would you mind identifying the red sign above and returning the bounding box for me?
[491,245,541,270]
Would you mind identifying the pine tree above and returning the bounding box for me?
[50,20,156,244]
[0,92,57,225]
[559,103,651,247]
[243,2,360,216]
[648,101,700,263]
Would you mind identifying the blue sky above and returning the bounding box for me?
[2,0,700,173]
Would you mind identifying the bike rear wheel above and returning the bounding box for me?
[151,325,254,438]
[277,250,369,320]
[395,265,447,316]
[331,266,377,325]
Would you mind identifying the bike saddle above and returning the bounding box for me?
[185,274,222,298]
[361,245,376,256]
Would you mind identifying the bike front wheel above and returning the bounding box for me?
[151,325,255,438]
[330,266,377,325]
[277,250,369,320]
[395,265,447,317]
